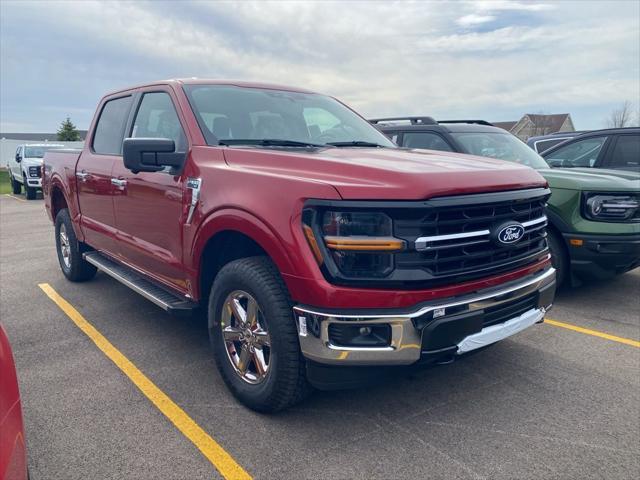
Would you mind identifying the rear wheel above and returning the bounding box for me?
[55,209,97,282]
[209,257,310,412]
[10,173,22,194]
[23,173,36,200]
[547,229,568,287]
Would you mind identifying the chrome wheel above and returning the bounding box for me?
[59,224,71,268]
[221,290,271,384]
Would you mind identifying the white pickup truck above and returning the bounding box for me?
[6,144,64,199]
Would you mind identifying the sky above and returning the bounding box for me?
[1,0,639,133]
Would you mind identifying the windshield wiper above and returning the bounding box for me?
[219,139,326,148]
[326,141,388,148]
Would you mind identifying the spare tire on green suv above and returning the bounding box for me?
[372,118,640,286]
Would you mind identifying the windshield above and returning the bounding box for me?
[183,85,396,148]
[451,132,549,169]
[24,145,61,158]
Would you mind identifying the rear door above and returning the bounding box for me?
[110,88,189,293]
[601,134,640,171]
[76,94,134,253]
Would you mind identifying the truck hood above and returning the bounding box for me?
[223,147,546,200]
[538,167,640,192]
[22,157,44,168]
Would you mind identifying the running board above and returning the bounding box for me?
[83,252,198,316]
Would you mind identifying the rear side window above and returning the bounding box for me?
[92,96,133,155]
[131,92,187,152]
[608,135,640,171]
[402,132,453,151]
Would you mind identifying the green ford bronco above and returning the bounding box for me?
[372,118,640,286]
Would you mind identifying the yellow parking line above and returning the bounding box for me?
[38,283,252,480]
[4,193,26,202]
[545,318,640,348]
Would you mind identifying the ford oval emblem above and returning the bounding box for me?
[497,223,525,245]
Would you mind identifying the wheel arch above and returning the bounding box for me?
[192,209,297,302]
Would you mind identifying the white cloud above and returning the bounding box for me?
[457,14,497,26]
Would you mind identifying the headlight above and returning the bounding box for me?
[302,209,404,278]
[582,193,640,222]
[28,166,40,177]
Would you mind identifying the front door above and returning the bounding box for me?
[76,95,134,253]
[111,90,189,293]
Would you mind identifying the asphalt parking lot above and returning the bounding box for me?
[1,193,639,480]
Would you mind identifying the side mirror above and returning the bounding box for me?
[122,138,186,174]
[15,153,22,163]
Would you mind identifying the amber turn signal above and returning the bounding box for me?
[303,225,324,264]
[324,236,405,252]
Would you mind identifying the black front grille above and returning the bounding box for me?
[391,189,549,285]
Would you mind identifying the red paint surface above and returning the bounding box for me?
[43,79,548,309]
[0,326,27,480]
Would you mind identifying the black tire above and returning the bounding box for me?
[547,229,568,287]
[23,173,36,200]
[55,209,97,282]
[10,173,21,194]
[209,256,310,412]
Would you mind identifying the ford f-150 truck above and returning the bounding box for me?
[43,80,556,412]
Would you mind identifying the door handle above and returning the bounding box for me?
[111,178,127,188]
[76,171,91,181]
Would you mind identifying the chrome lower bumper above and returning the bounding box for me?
[293,267,555,366]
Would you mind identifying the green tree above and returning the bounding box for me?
[57,117,80,141]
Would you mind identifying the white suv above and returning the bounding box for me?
[7,144,64,199]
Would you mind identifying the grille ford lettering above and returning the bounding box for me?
[497,223,525,245]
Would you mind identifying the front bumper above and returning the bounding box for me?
[25,177,42,188]
[293,267,555,366]
[564,232,640,280]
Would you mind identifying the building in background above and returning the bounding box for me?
[493,114,575,141]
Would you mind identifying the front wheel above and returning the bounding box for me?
[547,229,568,287]
[10,173,22,194]
[209,257,310,412]
[23,174,36,200]
[55,209,97,282]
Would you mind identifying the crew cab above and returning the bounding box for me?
[43,80,555,412]
[7,143,64,199]
[374,117,640,286]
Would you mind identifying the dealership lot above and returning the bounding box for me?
[1,194,638,480]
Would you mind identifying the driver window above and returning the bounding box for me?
[132,92,187,152]
[546,137,607,167]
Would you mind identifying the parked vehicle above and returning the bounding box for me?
[6,144,64,199]
[0,325,28,480]
[373,117,640,286]
[43,81,556,412]
[526,131,588,154]
[542,128,640,171]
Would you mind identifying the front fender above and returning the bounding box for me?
[189,207,298,280]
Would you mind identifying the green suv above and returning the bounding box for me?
[372,118,640,285]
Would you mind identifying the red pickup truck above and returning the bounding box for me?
[43,79,556,411]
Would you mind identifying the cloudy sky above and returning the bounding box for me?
[1,0,638,132]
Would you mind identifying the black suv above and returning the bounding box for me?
[370,117,543,168]
[541,127,640,172]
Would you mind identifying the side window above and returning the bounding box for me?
[608,135,640,171]
[545,136,607,167]
[131,92,187,152]
[93,96,133,155]
[402,132,454,152]
[535,138,567,153]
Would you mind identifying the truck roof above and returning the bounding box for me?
[104,78,317,97]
